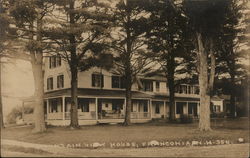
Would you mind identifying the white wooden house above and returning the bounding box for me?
[43,56,223,126]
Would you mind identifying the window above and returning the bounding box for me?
[47,77,53,90]
[155,81,160,92]
[213,105,221,113]
[141,80,153,92]
[155,104,160,114]
[56,56,61,67]
[176,102,184,114]
[143,103,148,112]
[78,99,89,112]
[57,74,64,88]
[92,73,104,88]
[194,86,200,94]
[49,56,61,68]
[180,85,187,94]
[50,99,58,113]
[188,103,193,114]
[112,76,125,88]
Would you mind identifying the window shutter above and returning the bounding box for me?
[62,75,64,88]
[47,78,49,90]
[51,78,53,90]
[101,74,104,88]
[57,76,59,88]
[92,74,95,87]
[111,76,115,88]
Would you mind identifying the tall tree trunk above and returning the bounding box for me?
[197,33,211,131]
[208,45,216,115]
[229,71,236,117]
[31,53,46,133]
[0,60,4,128]
[31,6,46,132]
[123,3,132,126]
[167,56,176,121]
[70,64,79,128]
[124,80,132,126]
[69,0,79,128]
[209,48,215,95]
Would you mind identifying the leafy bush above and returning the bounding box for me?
[211,112,226,118]
[180,114,193,123]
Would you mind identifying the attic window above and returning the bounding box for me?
[49,55,61,68]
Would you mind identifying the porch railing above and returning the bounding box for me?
[47,112,63,120]
[97,109,124,119]
[131,112,150,119]
[47,111,151,120]
[65,112,96,120]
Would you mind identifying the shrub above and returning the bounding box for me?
[211,112,226,118]
[6,106,33,124]
[180,114,193,123]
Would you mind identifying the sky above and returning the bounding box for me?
[1,59,34,120]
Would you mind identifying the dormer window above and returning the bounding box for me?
[141,80,153,92]
[92,73,104,88]
[49,55,61,68]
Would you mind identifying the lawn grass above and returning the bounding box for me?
[1,145,53,155]
[1,118,248,146]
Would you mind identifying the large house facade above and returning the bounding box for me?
[44,56,224,126]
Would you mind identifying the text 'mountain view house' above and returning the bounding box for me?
[44,56,224,126]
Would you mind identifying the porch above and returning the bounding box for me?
[44,96,152,125]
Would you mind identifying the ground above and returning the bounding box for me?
[1,118,249,157]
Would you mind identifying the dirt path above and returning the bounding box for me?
[1,139,249,157]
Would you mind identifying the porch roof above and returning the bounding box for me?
[44,88,152,99]
[152,93,200,101]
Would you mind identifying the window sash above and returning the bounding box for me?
[49,56,61,68]
[155,104,160,114]
[57,75,64,88]
[92,73,104,88]
[156,82,160,92]
[47,77,53,90]
[142,80,153,91]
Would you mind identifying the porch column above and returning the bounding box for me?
[163,101,166,118]
[124,97,126,116]
[149,99,152,119]
[62,96,65,121]
[186,101,189,115]
[174,101,177,118]
[46,99,49,115]
[95,98,98,120]
[197,101,200,117]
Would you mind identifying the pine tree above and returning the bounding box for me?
[9,0,55,132]
[43,0,111,128]
[184,0,230,131]
[145,0,192,121]
[215,0,249,117]
[109,0,152,125]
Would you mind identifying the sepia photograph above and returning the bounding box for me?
[0,0,249,157]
